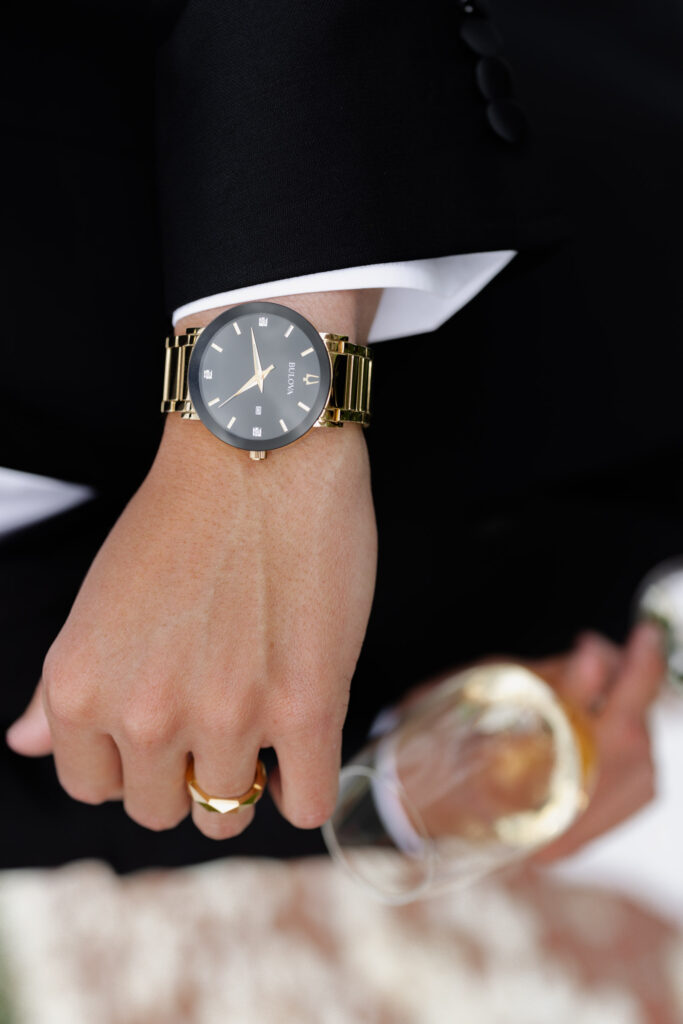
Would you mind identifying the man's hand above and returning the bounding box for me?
[5,290,380,840]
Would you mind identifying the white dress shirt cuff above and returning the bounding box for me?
[172,251,516,342]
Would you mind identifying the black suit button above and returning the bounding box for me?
[459,17,503,57]
[475,57,512,99]
[486,98,527,143]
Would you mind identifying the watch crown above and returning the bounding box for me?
[249,450,267,461]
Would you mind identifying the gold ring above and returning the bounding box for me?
[186,757,267,814]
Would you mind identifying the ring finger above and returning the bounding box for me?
[189,733,262,840]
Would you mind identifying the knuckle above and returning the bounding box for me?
[202,714,250,747]
[122,707,176,749]
[43,666,93,728]
[195,688,259,742]
[283,698,341,740]
[229,693,262,733]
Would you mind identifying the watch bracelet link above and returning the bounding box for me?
[161,327,203,420]
[160,329,373,427]
[317,334,373,427]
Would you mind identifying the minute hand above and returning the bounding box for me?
[251,327,265,392]
[217,364,275,407]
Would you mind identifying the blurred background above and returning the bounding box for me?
[0,474,681,1024]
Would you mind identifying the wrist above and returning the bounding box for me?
[151,411,368,510]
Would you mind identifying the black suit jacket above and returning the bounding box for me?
[1,0,682,869]
[1,0,566,487]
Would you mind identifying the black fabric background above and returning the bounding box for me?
[0,0,682,868]
[155,0,565,310]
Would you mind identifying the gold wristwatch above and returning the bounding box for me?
[161,301,373,460]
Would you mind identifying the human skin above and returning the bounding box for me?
[5,286,664,854]
[6,289,382,841]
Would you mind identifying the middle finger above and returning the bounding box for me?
[118,737,191,832]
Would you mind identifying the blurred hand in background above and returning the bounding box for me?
[394,621,665,863]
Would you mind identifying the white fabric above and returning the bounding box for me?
[0,466,94,540]
[549,692,683,927]
[172,251,516,342]
[0,251,513,535]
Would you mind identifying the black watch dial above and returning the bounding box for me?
[187,302,331,451]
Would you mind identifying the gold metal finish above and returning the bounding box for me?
[220,363,275,406]
[161,327,203,420]
[161,323,373,446]
[186,757,267,814]
[250,327,265,392]
[315,334,373,429]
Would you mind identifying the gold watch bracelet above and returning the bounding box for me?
[161,328,373,428]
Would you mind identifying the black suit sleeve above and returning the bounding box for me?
[155,0,565,314]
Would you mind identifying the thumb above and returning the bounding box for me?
[6,678,54,756]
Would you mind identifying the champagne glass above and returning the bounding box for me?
[322,663,596,904]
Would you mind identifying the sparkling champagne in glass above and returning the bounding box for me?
[322,664,596,904]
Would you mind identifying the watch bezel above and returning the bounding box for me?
[187,301,332,451]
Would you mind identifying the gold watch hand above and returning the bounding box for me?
[217,364,276,408]
[251,327,264,393]
[218,373,260,407]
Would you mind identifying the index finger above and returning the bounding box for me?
[603,621,666,719]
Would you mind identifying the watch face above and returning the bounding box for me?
[187,302,331,451]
